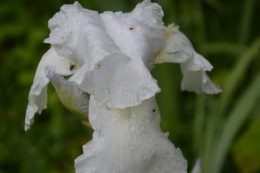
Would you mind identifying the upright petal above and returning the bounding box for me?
[75,96,187,173]
[25,47,77,130]
[131,0,164,28]
[101,2,165,70]
[155,24,221,94]
[44,2,99,60]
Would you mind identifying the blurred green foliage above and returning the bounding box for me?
[0,0,260,173]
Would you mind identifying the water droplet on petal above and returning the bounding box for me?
[130,134,136,141]
[142,154,146,160]
[145,119,150,124]
[139,124,144,131]
[116,167,120,171]
[129,125,135,131]
[132,134,136,141]
[149,149,155,155]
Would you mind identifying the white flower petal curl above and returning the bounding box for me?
[155,24,221,94]
[70,55,160,109]
[101,1,165,70]
[181,65,222,94]
[131,0,164,28]
[65,0,166,109]
[25,47,77,130]
[44,1,166,109]
[44,2,99,59]
[75,96,187,173]
[46,70,89,121]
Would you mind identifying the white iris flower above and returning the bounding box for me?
[25,0,221,172]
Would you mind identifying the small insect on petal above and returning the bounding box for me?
[70,64,76,71]
[96,64,101,69]
[129,27,134,30]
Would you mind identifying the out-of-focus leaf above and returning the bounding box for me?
[233,120,260,173]
[239,0,256,44]
[199,42,246,56]
[203,37,260,173]
[213,73,260,173]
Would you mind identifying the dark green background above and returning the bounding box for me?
[1,0,260,172]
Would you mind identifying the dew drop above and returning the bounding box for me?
[106,87,110,94]
[145,119,150,124]
[129,145,134,150]
[149,149,155,155]
[129,125,135,131]
[139,124,145,131]
[142,154,146,160]
[116,167,120,171]
[106,102,112,109]
[131,134,136,141]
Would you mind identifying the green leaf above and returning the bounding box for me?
[233,120,260,173]
[212,73,260,173]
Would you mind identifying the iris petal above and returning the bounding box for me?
[47,70,89,122]
[155,24,222,94]
[75,96,187,173]
[25,47,77,130]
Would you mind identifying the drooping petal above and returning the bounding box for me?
[71,54,160,109]
[155,24,221,94]
[155,24,192,64]
[25,47,77,130]
[181,65,222,94]
[46,70,89,122]
[75,96,187,173]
